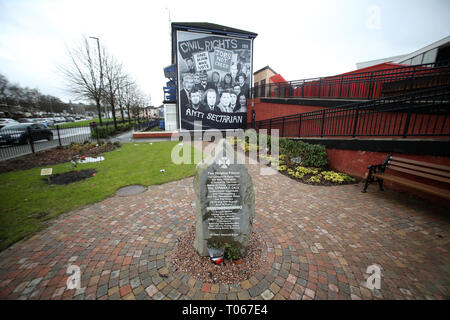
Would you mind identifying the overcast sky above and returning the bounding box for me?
[0,0,449,105]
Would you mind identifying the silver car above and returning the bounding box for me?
[0,118,19,129]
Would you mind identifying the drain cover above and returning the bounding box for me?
[115,185,147,196]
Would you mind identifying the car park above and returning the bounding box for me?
[44,118,55,126]
[17,118,34,123]
[32,118,44,124]
[33,118,54,126]
[0,123,53,145]
[0,118,19,129]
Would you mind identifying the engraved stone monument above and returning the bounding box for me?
[194,140,255,257]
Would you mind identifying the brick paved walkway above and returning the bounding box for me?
[0,158,449,300]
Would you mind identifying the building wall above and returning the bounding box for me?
[253,69,276,86]
[248,98,327,122]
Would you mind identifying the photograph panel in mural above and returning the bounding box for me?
[176,31,252,131]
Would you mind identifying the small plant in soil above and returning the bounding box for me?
[224,242,241,261]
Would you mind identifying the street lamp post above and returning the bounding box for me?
[89,36,107,120]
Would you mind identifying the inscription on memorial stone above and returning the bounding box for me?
[206,171,242,238]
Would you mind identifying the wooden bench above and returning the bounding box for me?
[362,154,450,201]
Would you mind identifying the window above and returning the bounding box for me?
[260,79,266,97]
[422,48,438,64]
[411,54,423,65]
[401,58,412,65]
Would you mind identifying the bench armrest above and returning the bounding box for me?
[367,154,392,172]
[367,164,386,173]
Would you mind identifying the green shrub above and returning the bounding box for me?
[91,123,131,139]
[258,134,328,168]
[224,243,241,260]
[301,143,328,168]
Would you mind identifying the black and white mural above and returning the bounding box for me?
[176,30,253,131]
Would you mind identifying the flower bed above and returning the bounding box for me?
[228,135,357,186]
[262,153,356,186]
[0,141,120,173]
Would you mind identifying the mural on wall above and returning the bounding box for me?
[176,30,253,131]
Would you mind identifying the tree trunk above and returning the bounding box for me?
[110,101,117,129]
[120,104,125,122]
[127,105,131,125]
[96,99,103,125]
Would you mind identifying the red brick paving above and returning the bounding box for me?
[0,152,449,300]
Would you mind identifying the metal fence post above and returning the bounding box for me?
[409,66,417,91]
[318,78,322,98]
[56,125,62,146]
[26,126,35,154]
[352,106,360,137]
[403,101,413,138]
[320,109,326,137]
[367,72,374,98]
[93,122,99,143]
[298,114,302,137]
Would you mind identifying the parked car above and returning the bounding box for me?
[0,118,19,129]
[64,116,75,122]
[31,118,44,124]
[0,123,53,145]
[17,118,34,123]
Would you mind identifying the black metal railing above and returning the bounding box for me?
[251,85,450,139]
[0,118,154,161]
[252,61,450,100]
[0,124,93,161]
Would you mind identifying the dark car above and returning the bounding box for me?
[0,123,53,145]
[17,118,34,123]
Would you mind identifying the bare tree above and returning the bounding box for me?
[122,79,139,124]
[102,53,124,129]
[58,36,105,125]
[116,73,130,121]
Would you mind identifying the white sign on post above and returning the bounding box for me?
[40,168,53,176]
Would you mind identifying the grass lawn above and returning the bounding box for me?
[56,118,101,128]
[0,141,202,251]
[56,118,134,128]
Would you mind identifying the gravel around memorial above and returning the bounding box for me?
[171,224,267,285]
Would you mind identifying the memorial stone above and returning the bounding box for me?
[194,140,255,257]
